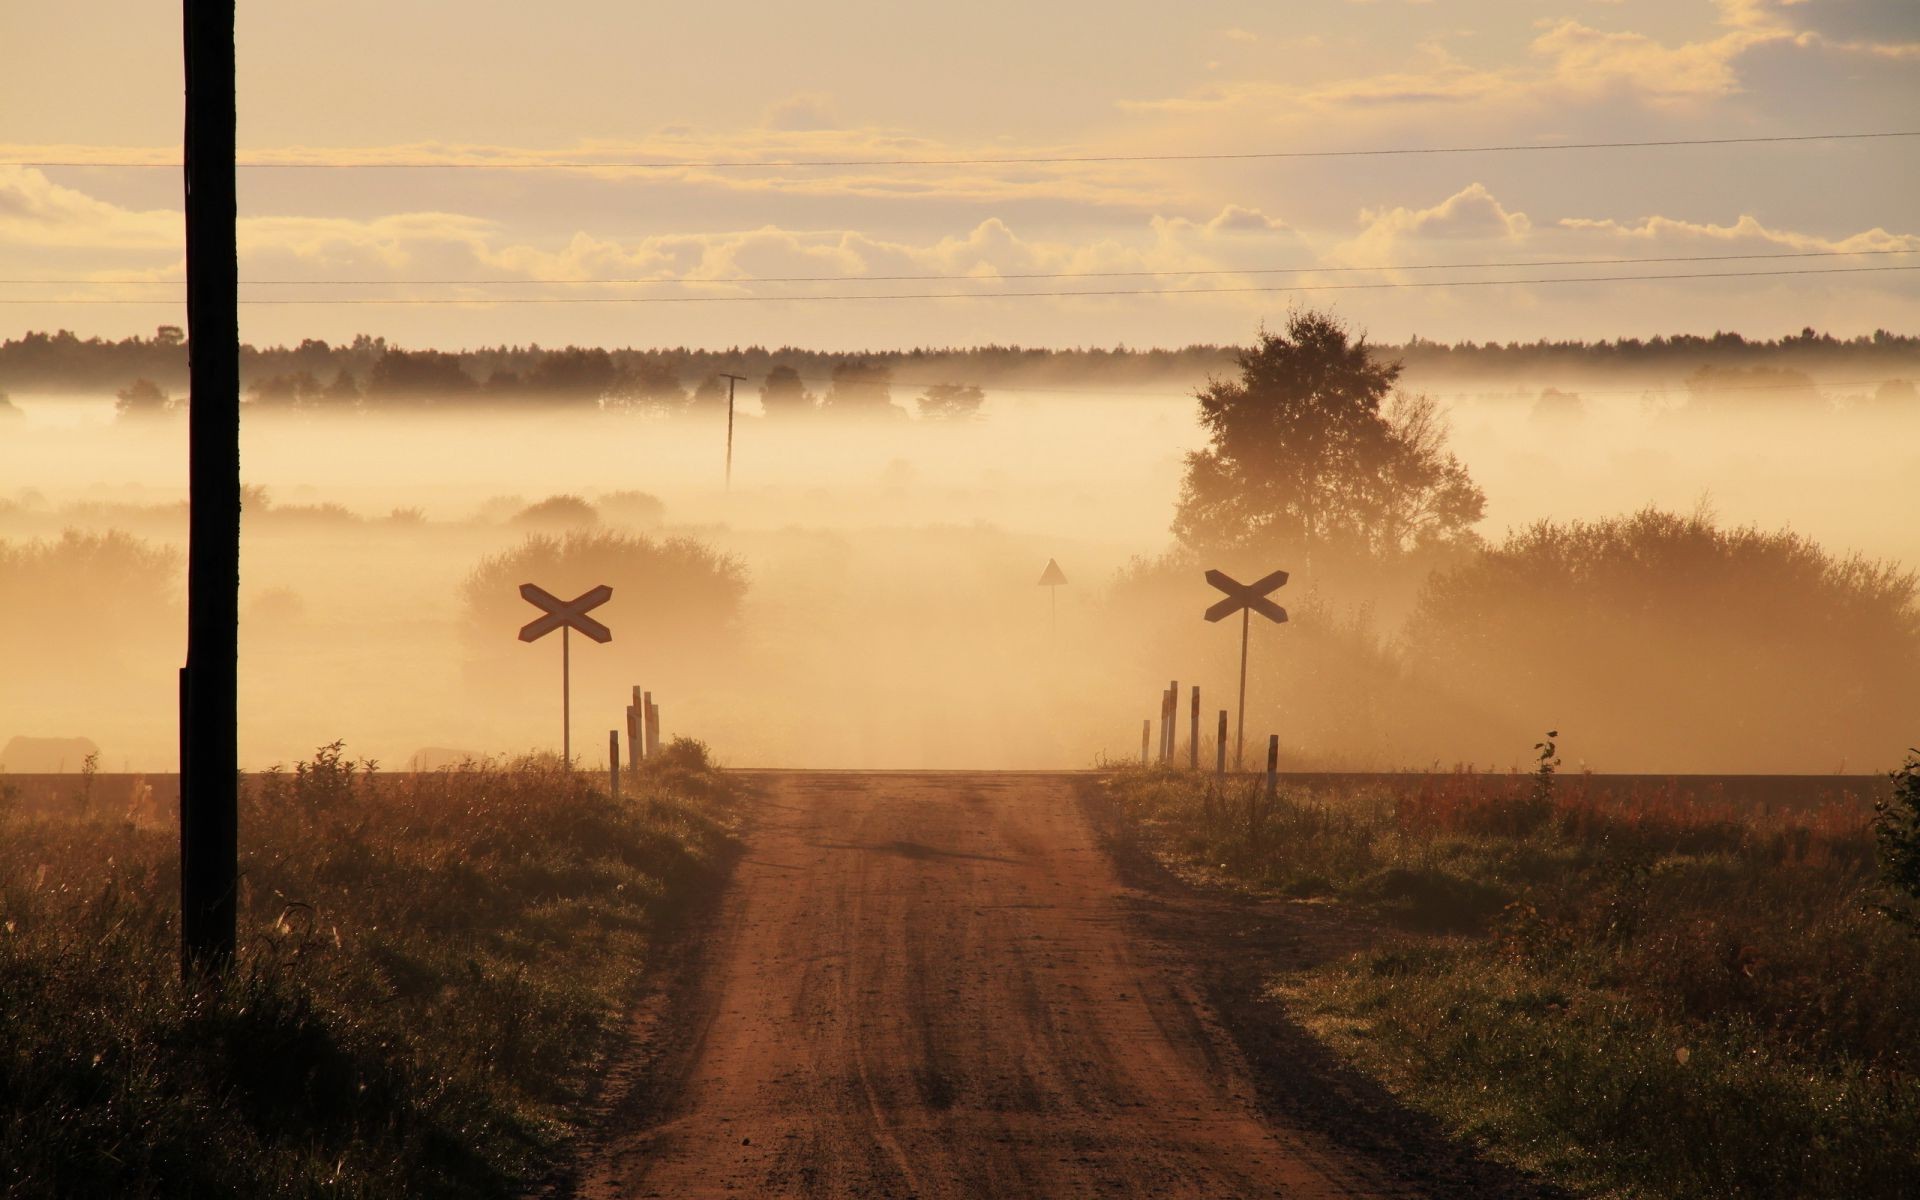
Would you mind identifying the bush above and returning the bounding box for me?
[1405,509,1920,770]
[0,531,179,665]
[462,529,746,647]
[1874,750,1920,930]
[511,495,599,529]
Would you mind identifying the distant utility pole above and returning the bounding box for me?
[180,0,240,976]
[721,373,747,490]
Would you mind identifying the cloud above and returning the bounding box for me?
[1554,211,1920,254]
[1123,0,1917,125]
[1338,183,1531,264]
[763,93,841,133]
[0,167,177,250]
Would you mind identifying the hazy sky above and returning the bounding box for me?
[2,0,1917,349]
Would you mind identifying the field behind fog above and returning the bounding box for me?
[3,365,1919,774]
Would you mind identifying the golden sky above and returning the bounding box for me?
[2,0,1916,349]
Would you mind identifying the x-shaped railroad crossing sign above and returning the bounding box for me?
[1203,568,1289,624]
[518,583,614,644]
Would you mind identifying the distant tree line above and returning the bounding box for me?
[1,324,1914,407]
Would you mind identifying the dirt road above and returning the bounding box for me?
[573,772,1415,1198]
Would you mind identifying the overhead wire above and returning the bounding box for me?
[5,129,1916,171]
[2,246,1911,289]
[3,263,1913,305]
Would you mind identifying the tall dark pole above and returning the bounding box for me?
[562,625,572,765]
[1234,607,1249,771]
[180,0,239,975]
[721,372,746,490]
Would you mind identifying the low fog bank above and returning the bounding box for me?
[3,364,1918,774]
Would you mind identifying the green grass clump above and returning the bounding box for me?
[0,745,733,1198]
[1103,761,1920,1196]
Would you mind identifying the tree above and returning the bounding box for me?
[526,346,620,405]
[917,383,985,422]
[1173,312,1484,564]
[687,372,728,416]
[609,357,685,413]
[244,369,321,409]
[822,359,900,418]
[760,365,815,418]
[114,378,174,421]
[367,349,476,403]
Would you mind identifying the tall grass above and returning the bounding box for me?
[1104,763,1920,1197]
[0,742,732,1198]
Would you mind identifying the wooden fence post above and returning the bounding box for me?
[628,686,643,763]
[1216,709,1227,779]
[1266,733,1279,801]
[609,730,620,801]
[1164,680,1178,763]
[1141,719,1150,764]
[645,697,660,758]
[1189,686,1199,771]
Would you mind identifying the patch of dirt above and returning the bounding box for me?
[555,771,1560,1198]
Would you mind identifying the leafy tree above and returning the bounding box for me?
[1173,312,1484,564]
[1684,365,1823,413]
[609,357,685,413]
[687,372,728,415]
[245,370,322,409]
[1870,379,1917,410]
[822,359,899,418]
[321,367,361,405]
[526,346,620,404]
[367,349,476,402]
[759,365,814,418]
[916,383,985,421]
[113,378,173,420]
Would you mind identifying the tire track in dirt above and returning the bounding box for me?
[570,772,1418,1198]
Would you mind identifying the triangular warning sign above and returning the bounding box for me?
[1037,558,1067,587]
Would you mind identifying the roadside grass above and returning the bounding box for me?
[1104,763,1920,1198]
[0,740,734,1199]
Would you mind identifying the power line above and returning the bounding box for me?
[4,263,1913,305]
[6,130,1916,171]
[5,247,1907,289]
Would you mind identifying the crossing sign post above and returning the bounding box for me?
[1037,558,1067,636]
[518,583,613,765]
[1203,568,1288,770]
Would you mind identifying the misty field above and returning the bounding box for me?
[5,352,1920,777]
[1100,760,1920,1198]
[0,743,733,1198]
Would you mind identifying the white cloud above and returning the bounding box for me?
[1338,183,1531,263]
[0,167,177,249]
[763,93,842,133]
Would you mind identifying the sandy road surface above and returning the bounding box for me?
[574,772,1407,1198]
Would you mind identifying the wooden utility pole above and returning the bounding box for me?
[180,0,240,976]
[721,373,747,490]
